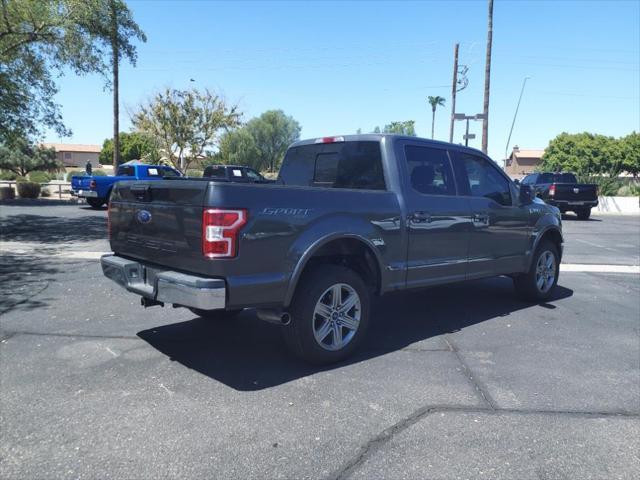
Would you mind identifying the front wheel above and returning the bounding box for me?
[282,264,370,365]
[513,240,560,302]
[576,208,591,220]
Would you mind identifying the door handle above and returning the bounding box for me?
[409,211,432,223]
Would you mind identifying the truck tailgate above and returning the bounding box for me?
[71,176,92,190]
[552,183,597,201]
[109,180,209,273]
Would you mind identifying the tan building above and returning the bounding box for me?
[504,146,544,179]
[42,143,102,168]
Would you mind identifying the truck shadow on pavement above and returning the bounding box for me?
[138,276,573,391]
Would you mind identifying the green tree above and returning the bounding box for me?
[621,132,640,177]
[427,96,446,139]
[371,121,417,136]
[0,135,58,176]
[99,131,160,165]
[218,110,301,172]
[217,128,261,169]
[0,0,145,142]
[540,132,623,177]
[131,88,241,173]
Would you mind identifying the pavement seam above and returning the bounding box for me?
[443,334,498,410]
[330,404,640,480]
[0,330,141,341]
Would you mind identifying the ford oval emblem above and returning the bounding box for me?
[136,210,152,224]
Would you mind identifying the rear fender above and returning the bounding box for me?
[283,214,387,307]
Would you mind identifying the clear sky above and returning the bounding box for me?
[44,0,640,163]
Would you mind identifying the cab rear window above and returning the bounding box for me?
[280,141,386,190]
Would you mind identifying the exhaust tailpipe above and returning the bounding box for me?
[257,309,291,326]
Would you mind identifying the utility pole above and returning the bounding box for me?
[449,43,459,143]
[481,0,494,154]
[504,76,531,160]
[111,0,121,169]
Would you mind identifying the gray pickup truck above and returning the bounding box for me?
[102,134,563,364]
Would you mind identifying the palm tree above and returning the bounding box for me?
[427,96,446,139]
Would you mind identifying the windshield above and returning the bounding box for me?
[538,173,577,183]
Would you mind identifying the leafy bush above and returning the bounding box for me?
[186,169,203,177]
[0,170,18,180]
[41,187,51,197]
[92,169,107,176]
[618,184,640,197]
[16,181,41,198]
[66,170,84,181]
[577,175,622,197]
[15,176,28,183]
[28,171,51,183]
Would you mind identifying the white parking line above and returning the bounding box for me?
[560,264,640,274]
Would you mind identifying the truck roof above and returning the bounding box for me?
[290,134,489,158]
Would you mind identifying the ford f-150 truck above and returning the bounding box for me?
[101,135,563,364]
[71,163,181,208]
[520,172,598,219]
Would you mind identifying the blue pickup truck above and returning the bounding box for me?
[71,163,181,208]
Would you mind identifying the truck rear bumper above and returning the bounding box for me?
[101,254,226,310]
[74,190,99,198]
[547,199,598,209]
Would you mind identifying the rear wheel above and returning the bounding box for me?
[513,240,560,302]
[86,198,105,209]
[576,208,591,220]
[189,308,242,321]
[282,264,370,365]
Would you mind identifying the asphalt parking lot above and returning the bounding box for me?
[1,204,639,479]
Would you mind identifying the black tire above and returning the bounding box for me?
[513,240,560,302]
[86,198,105,209]
[282,264,370,365]
[576,208,591,220]
[188,308,242,321]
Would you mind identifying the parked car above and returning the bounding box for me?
[101,135,563,364]
[519,172,598,219]
[71,163,181,208]
[203,164,274,183]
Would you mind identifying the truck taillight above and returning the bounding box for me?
[549,184,556,197]
[89,180,97,190]
[202,208,247,258]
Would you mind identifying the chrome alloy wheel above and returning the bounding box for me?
[312,283,361,351]
[535,250,556,293]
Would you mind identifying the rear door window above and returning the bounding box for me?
[281,141,386,190]
[404,145,456,196]
[117,166,135,176]
[203,166,228,179]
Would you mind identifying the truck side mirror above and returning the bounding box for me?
[513,178,520,185]
[519,184,534,205]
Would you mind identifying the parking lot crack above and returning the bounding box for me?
[443,335,498,410]
[330,405,639,480]
[0,330,141,341]
[330,404,490,480]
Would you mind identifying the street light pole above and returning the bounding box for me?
[504,76,531,160]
